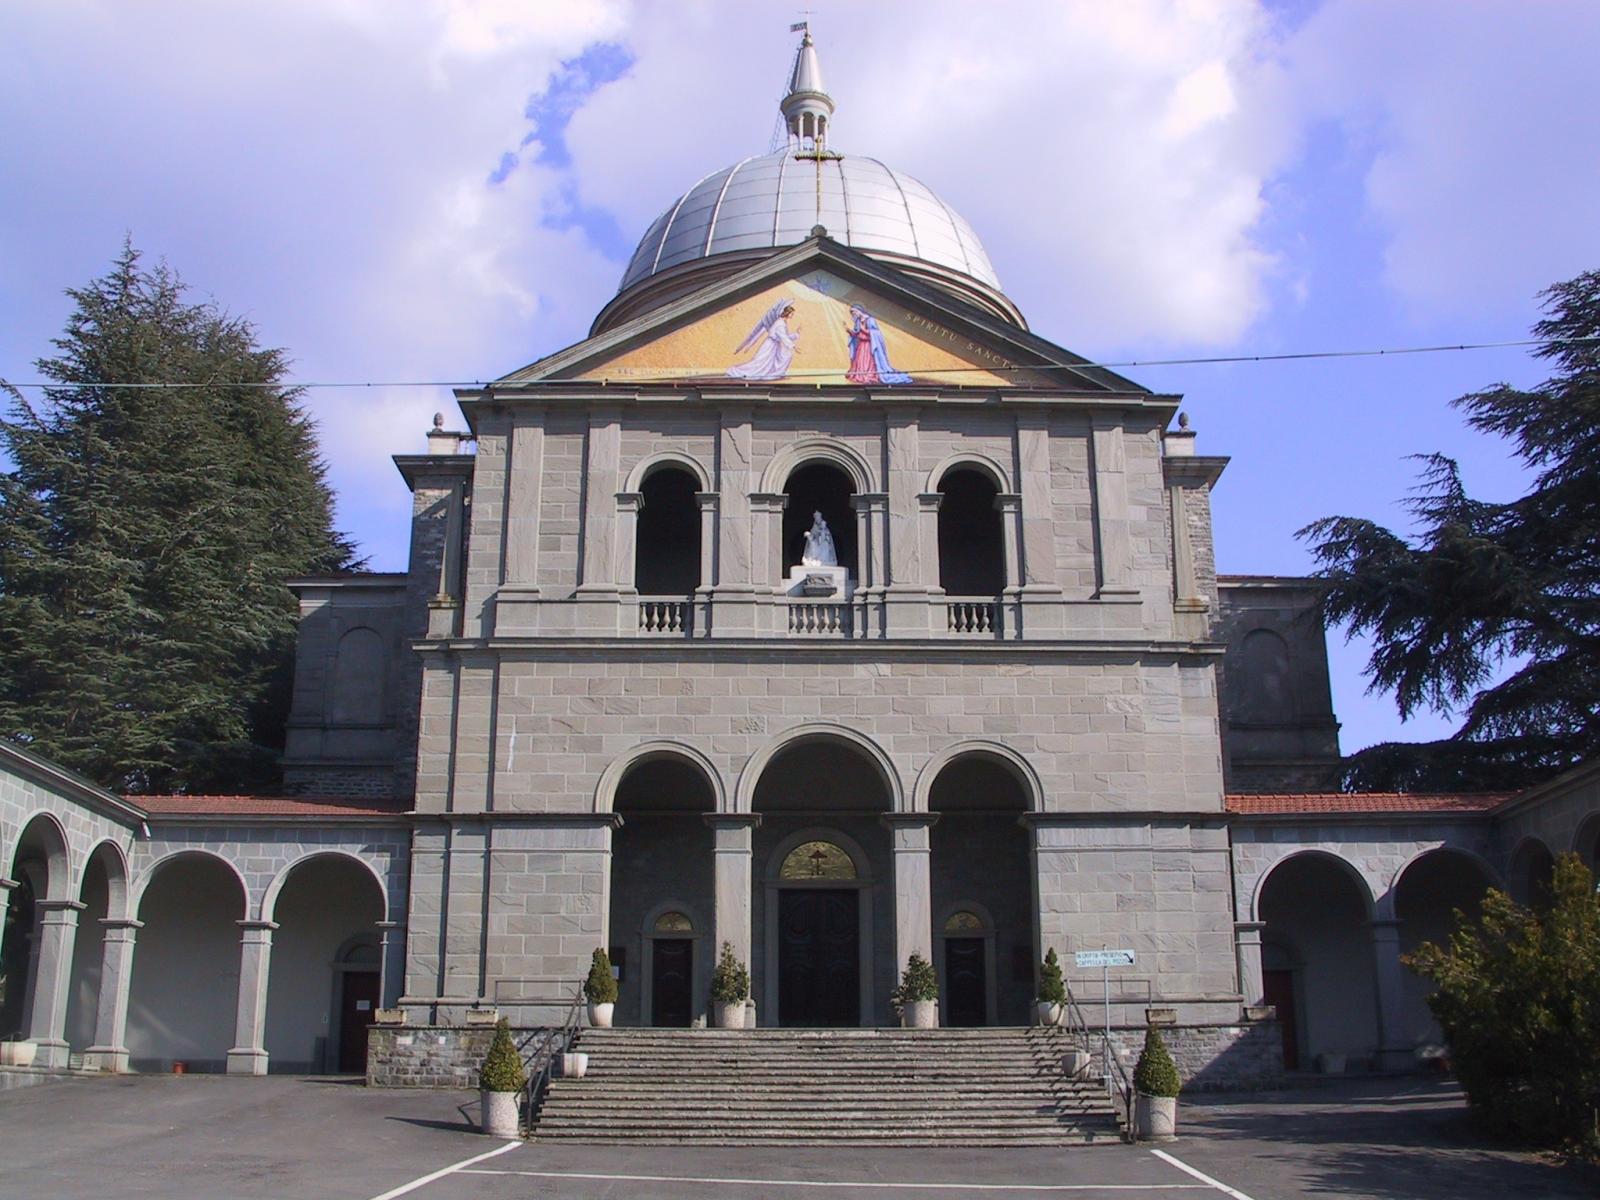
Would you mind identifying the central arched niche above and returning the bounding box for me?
[609,755,715,1027]
[937,468,1004,596]
[928,754,1032,1025]
[751,736,894,1026]
[782,462,857,579]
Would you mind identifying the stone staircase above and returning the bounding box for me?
[533,1026,1122,1146]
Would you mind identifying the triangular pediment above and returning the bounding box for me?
[498,238,1144,394]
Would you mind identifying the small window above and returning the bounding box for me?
[780,840,856,880]
[653,910,693,933]
[944,910,983,933]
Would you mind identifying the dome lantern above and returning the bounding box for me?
[780,24,834,152]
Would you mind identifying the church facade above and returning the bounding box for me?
[2,33,1596,1086]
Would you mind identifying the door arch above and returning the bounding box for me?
[762,830,874,1027]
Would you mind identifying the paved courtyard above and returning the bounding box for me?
[0,1073,1593,1200]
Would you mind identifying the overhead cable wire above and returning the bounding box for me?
[1,334,1595,391]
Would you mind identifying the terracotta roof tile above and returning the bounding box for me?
[131,795,410,818]
[1226,792,1508,815]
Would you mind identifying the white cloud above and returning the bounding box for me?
[1286,0,1600,322]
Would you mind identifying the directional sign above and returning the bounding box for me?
[1075,949,1135,968]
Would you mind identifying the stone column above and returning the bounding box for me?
[883,814,938,974]
[502,416,544,591]
[917,493,943,589]
[1369,919,1412,1071]
[1089,417,1137,596]
[1233,920,1266,1009]
[695,492,719,590]
[376,920,405,1010]
[27,899,85,1070]
[614,491,642,592]
[83,918,142,1072]
[995,493,1023,635]
[577,408,622,595]
[1016,412,1059,590]
[705,815,760,972]
[226,920,278,1076]
[885,411,922,587]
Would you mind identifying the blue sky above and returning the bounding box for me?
[3,1,1598,759]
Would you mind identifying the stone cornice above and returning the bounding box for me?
[0,739,146,829]
[413,638,1227,661]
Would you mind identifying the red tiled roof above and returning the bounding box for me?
[131,794,410,818]
[1226,792,1509,815]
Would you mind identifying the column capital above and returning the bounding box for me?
[36,899,87,915]
[993,491,1022,511]
[614,490,643,511]
[880,812,940,829]
[703,813,763,829]
[1233,921,1267,934]
[375,920,407,932]
[694,491,720,510]
[916,492,944,511]
[0,877,18,892]
[236,919,280,933]
[100,918,144,932]
[749,491,789,512]
[850,492,889,512]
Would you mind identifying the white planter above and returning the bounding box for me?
[480,1088,521,1138]
[904,999,938,1029]
[586,1001,614,1029]
[1,1041,37,1068]
[1062,1048,1093,1080]
[1037,1001,1063,1028]
[560,1051,588,1079]
[713,999,747,1029]
[1136,1093,1177,1141]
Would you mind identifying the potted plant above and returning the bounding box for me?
[585,948,617,1028]
[1037,947,1067,1027]
[1133,1025,1181,1141]
[477,1017,526,1138]
[710,941,750,1029]
[893,953,939,1028]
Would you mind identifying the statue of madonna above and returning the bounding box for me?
[801,511,838,567]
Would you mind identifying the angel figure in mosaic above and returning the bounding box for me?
[727,299,800,381]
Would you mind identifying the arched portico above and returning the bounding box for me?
[1392,848,1496,1060]
[3,813,78,1067]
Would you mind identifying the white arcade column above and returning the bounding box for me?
[83,918,142,1072]
[227,919,278,1075]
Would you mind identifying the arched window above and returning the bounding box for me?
[779,840,856,880]
[1233,628,1293,723]
[330,628,385,725]
[635,467,701,595]
[937,468,1003,595]
[653,910,694,933]
[944,910,984,933]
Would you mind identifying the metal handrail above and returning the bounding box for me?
[1065,982,1134,1138]
[516,984,585,1134]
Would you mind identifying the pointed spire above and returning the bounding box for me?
[781,24,835,151]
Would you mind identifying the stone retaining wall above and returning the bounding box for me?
[367,1025,505,1088]
[1107,1020,1285,1092]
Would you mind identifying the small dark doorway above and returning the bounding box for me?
[636,468,701,595]
[944,938,986,1026]
[937,468,1004,595]
[650,939,694,1027]
[337,971,380,1073]
[778,889,859,1026]
[1263,969,1298,1070]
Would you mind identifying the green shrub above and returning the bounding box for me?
[893,953,939,1005]
[584,947,618,1005]
[478,1017,526,1093]
[1038,947,1067,1004]
[710,941,750,1003]
[1406,853,1600,1150]
[1132,1026,1181,1098]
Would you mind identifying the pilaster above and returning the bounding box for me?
[706,815,761,972]
[83,918,142,1073]
[1369,919,1412,1071]
[26,898,85,1070]
[1233,920,1266,1010]
[883,814,938,972]
[1090,415,1137,597]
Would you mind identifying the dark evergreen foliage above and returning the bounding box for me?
[478,1017,527,1093]
[1132,1025,1181,1098]
[1301,269,1600,791]
[893,952,938,1004]
[0,243,356,793]
[1406,855,1599,1150]
[1037,947,1067,1004]
[709,940,749,1003]
[583,948,617,1004]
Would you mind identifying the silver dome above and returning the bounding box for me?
[617,151,1002,295]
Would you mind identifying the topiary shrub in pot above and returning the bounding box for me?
[478,1017,526,1138]
[893,953,939,1029]
[1132,1025,1182,1141]
[709,941,751,1029]
[585,948,618,1028]
[1037,947,1067,1028]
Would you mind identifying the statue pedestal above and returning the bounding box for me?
[785,565,852,600]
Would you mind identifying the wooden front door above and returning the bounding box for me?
[338,971,380,1073]
[651,938,694,1027]
[1263,968,1298,1070]
[778,889,859,1026]
[944,937,986,1026]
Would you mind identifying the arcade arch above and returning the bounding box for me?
[1393,849,1495,1056]
[1256,851,1378,1071]
[1509,837,1557,910]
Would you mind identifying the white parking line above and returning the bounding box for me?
[366,1139,522,1200]
[1148,1150,1258,1200]
[460,1168,1213,1192]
